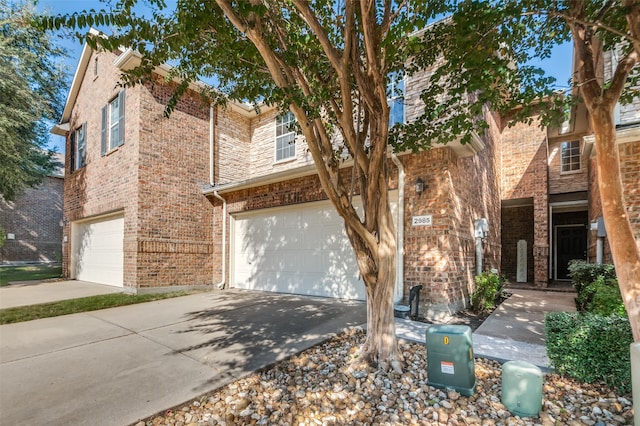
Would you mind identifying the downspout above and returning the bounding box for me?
[213,191,227,289]
[209,104,227,289]
[209,104,214,184]
[391,153,404,304]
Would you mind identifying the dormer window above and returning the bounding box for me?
[275,112,296,162]
[560,140,581,173]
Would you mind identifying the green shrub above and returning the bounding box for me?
[568,261,624,315]
[545,312,633,394]
[471,272,504,313]
[568,260,616,295]
[586,278,627,317]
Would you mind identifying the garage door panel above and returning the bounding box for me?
[73,215,124,287]
[232,193,397,300]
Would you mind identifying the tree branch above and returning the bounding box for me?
[291,0,343,76]
[607,49,639,102]
[568,0,602,107]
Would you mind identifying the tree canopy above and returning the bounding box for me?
[0,0,67,202]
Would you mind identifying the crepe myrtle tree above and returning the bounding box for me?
[40,0,561,371]
[419,0,640,341]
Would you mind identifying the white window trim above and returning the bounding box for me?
[274,112,296,164]
[560,140,581,175]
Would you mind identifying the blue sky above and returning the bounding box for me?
[40,0,573,153]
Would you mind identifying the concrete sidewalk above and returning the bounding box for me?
[395,288,577,369]
[0,290,366,426]
[0,280,122,309]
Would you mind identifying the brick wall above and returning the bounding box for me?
[62,49,140,285]
[500,117,549,286]
[547,138,589,194]
[619,140,640,249]
[216,107,252,184]
[135,75,215,289]
[501,205,534,282]
[63,49,215,290]
[401,135,501,318]
[603,50,640,126]
[0,176,64,263]
[248,109,314,178]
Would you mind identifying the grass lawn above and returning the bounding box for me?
[0,264,62,287]
[0,291,196,324]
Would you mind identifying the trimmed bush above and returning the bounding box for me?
[587,278,626,317]
[545,312,633,394]
[568,260,616,295]
[471,272,504,313]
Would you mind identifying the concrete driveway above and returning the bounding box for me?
[0,289,366,426]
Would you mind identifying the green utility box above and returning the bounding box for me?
[501,360,542,417]
[425,324,476,396]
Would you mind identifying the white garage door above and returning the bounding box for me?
[231,194,397,300]
[72,214,124,287]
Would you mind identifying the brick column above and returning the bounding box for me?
[533,193,549,287]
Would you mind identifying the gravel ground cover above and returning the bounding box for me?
[136,330,634,426]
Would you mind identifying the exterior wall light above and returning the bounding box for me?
[415,178,424,195]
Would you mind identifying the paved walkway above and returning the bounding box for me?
[0,280,122,309]
[395,288,577,369]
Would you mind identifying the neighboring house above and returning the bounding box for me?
[52,38,639,317]
[0,153,64,264]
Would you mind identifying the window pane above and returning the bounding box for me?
[387,72,405,127]
[560,141,580,172]
[75,127,86,170]
[389,99,404,126]
[110,98,119,126]
[110,125,119,149]
[276,132,295,161]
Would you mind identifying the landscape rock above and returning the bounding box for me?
[139,330,634,426]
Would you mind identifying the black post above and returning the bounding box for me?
[408,285,423,318]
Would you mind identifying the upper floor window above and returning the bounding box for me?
[561,140,581,173]
[275,111,296,162]
[388,72,405,127]
[70,122,87,172]
[101,90,125,156]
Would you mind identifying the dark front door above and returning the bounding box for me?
[556,226,587,280]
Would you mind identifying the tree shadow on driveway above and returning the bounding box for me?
[164,290,366,392]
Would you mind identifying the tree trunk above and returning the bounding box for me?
[345,197,402,372]
[590,108,640,342]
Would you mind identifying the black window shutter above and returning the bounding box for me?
[117,90,125,147]
[101,105,107,156]
[69,130,76,172]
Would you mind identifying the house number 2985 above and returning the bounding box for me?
[412,215,433,226]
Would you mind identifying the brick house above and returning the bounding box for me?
[0,153,64,264]
[53,39,639,316]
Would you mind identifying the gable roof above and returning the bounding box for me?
[51,29,267,137]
